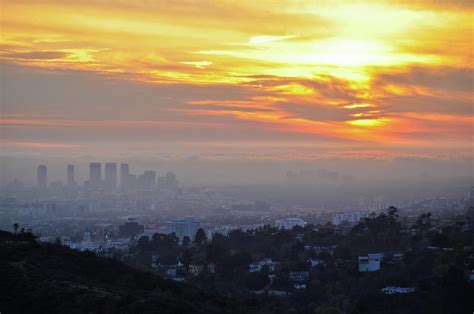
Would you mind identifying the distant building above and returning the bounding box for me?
[104,238,130,252]
[120,163,130,189]
[381,287,415,295]
[189,264,204,277]
[254,201,270,211]
[37,165,47,189]
[249,258,277,273]
[104,163,117,191]
[293,283,306,290]
[165,267,177,278]
[275,218,306,230]
[208,263,216,273]
[118,218,144,238]
[289,271,310,282]
[431,197,448,211]
[157,172,178,189]
[358,253,382,272]
[231,203,255,211]
[137,170,156,190]
[332,212,365,226]
[83,231,92,244]
[166,217,200,240]
[307,258,324,268]
[67,164,75,187]
[89,163,102,188]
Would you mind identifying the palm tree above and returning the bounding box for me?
[13,223,19,234]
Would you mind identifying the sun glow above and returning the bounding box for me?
[0,0,472,149]
[347,119,386,127]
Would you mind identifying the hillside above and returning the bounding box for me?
[0,231,285,314]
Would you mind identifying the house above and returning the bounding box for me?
[289,271,310,282]
[208,262,216,273]
[294,233,304,241]
[165,267,177,278]
[189,264,204,277]
[381,287,415,295]
[293,283,306,289]
[392,253,403,262]
[248,258,277,273]
[268,290,289,297]
[310,245,338,255]
[307,258,324,268]
[358,253,382,272]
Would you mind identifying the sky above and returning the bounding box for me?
[0,0,473,170]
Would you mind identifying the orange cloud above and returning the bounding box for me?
[0,1,472,153]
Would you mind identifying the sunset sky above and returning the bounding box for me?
[1,0,473,160]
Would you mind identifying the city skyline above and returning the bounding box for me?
[31,162,177,191]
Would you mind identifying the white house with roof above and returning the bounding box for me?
[307,258,324,268]
[381,287,415,295]
[249,258,277,272]
[358,253,382,272]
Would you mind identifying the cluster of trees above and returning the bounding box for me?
[124,207,474,313]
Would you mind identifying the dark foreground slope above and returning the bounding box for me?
[0,231,285,314]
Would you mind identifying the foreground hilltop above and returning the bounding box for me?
[0,231,284,314]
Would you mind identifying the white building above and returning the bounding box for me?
[294,283,306,289]
[166,217,200,240]
[64,232,100,252]
[381,287,415,295]
[358,253,382,272]
[307,258,324,268]
[275,218,306,230]
[332,212,365,226]
[249,258,277,273]
[104,238,130,251]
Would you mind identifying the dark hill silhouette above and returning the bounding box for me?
[0,231,285,314]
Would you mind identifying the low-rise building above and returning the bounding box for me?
[358,253,382,272]
[275,218,306,230]
[381,287,416,295]
[189,264,204,277]
[289,271,310,282]
[249,258,277,273]
[307,258,324,268]
[294,283,306,289]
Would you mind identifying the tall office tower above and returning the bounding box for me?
[104,163,117,190]
[67,164,75,186]
[89,163,102,188]
[120,163,130,189]
[158,171,178,189]
[37,165,47,189]
[137,170,156,190]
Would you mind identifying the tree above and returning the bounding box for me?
[55,237,62,246]
[415,212,432,230]
[195,228,207,245]
[314,307,342,314]
[13,223,18,234]
[182,236,191,247]
[182,249,193,269]
[245,272,270,290]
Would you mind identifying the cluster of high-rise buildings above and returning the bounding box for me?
[36,163,178,192]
